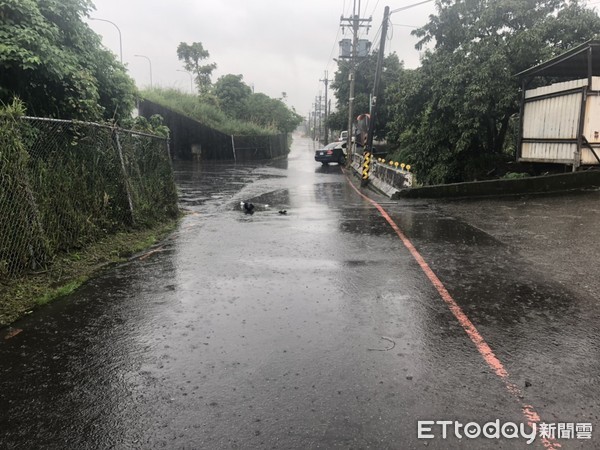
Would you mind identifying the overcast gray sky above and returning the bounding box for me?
[87,0,436,117]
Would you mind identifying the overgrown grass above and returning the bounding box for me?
[141,88,275,135]
[35,277,88,306]
[502,171,531,180]
[0,218,179,327]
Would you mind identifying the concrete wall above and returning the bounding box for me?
[396,171,600,199]
[352,152,600,199]
[139,100,233,161]
[138,100,289,161]
[351,154,412,197]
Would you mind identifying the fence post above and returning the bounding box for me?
[231,135,237,162]
[113,129,136,225]
[165,132,174,168]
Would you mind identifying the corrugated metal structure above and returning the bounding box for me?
[517,40,600,168]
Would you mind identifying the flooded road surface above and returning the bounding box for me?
[1,135,599,449]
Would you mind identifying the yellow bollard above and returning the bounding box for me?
[362,152,371,182]
[394,162,399,168]
[406,164,411,171]
[401,163,406,170]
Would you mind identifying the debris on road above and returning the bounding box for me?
[4,328,23,340]
[367,336,396,351]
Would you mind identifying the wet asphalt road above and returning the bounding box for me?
[0,135,599,449]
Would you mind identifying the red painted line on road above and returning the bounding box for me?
[344,175,560,449]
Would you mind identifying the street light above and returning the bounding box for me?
[134,54,153,89]
[177,70,194,93]
[89,17,122,64]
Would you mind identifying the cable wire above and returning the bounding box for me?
[390,0,433,14]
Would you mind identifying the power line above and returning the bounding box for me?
[369,0,381,18]
[390,0,433,14]
[344,0,354,20]
[363,0,371,18]
[326,26,343,73]
[369,20,384,54]
[390,22,419,28]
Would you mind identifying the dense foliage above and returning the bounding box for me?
[0,100,178,278]
[328,53,403,140]
[142,88,276,136]
[0,0,136,122]
[211,72,302,134]
[244,92,303,134]
[212,74,252,119]
[169,42,302,135]
[384,0,600,184]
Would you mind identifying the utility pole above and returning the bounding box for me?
[364,1,430,152]
[320,71,332,144]
[366,6,390,153]
[313,100,318,141]
[340,0,371,165]
[318,93,323,143]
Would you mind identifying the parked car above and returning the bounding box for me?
[315,142,347,165]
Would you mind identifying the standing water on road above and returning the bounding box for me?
[1,134,599,449]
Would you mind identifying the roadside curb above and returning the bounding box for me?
[396,170,600,199]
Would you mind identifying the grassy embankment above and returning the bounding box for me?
[142,88,276,135]
[0,219,179,328]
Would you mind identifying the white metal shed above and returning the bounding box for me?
[516,40,600,168]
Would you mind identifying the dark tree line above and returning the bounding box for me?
[0,0,136,122]
[329,0,600,184]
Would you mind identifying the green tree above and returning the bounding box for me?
[212,74,252,119]
[177,42,217,94]
[0,0,136,121]
[244,93,302,134]
[386,0,600,185]
[328,53,402,140]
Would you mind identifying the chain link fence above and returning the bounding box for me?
[0,116,178,279]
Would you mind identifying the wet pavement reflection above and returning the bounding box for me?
[0,135,598,449]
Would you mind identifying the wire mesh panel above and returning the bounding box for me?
[0,117,177,279]
[117,130,178,226]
